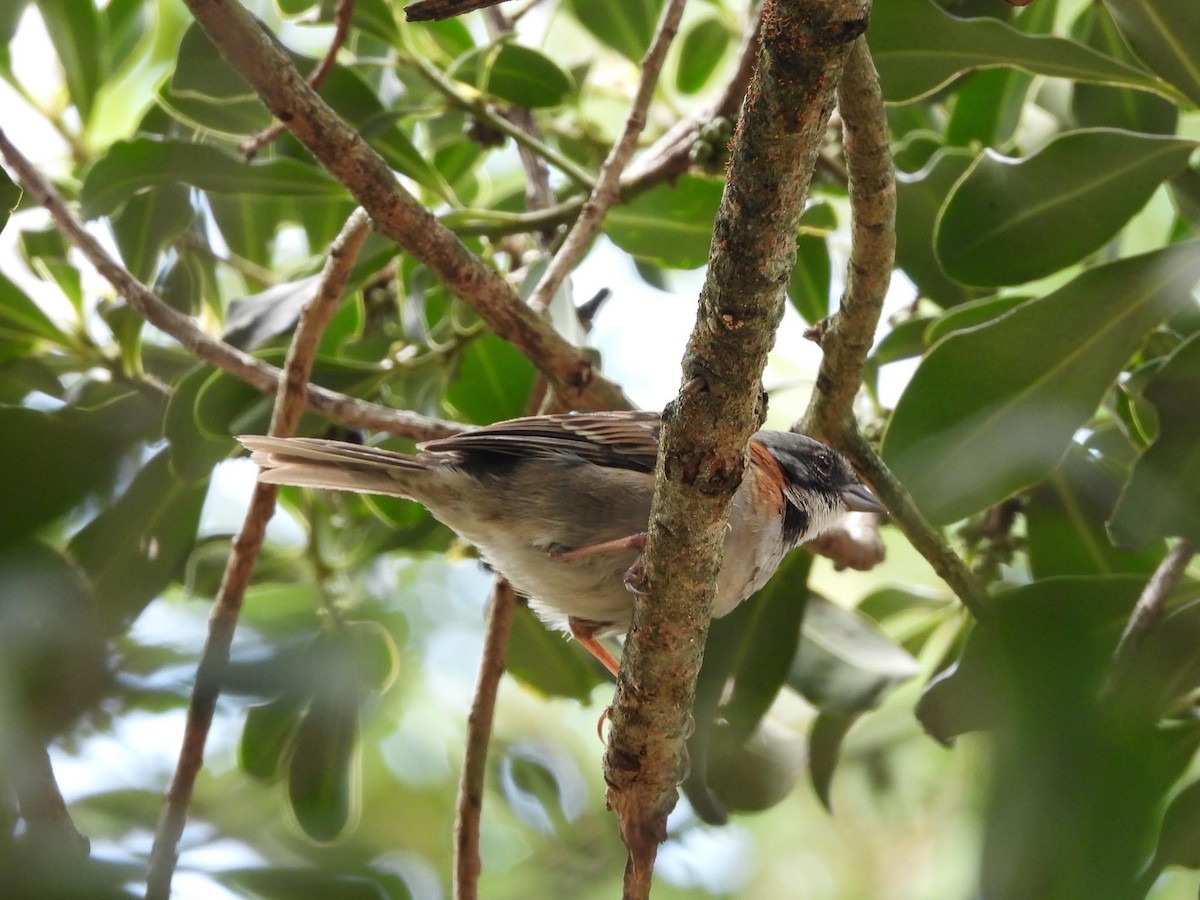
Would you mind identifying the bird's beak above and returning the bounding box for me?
[841,482,886,514]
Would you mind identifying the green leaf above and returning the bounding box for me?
[869,0,1175,104]
[894,148,978,307]
[67,449,208,629]
[605,175,722,269]
[936,129,1197,287]
[1110,332,1200,546]
[1148,776,1200,876]
[0,272,71,348]
[565,0,666,62]
[240,695,305,782]
[1071,3,1179,135]
[36,0,106,124]
[445,332,535,424]
[109,184,194,283]
[289,689,361,842]
[787,234,831,325]
[1026,445,1165,578]
[0,164,19,233]
[882,242,1200,525]
[505,604,605,703]
[224,276,323,352]
[675,18,730,95]
[450,43,573,109]
[923,294,1027,344]
[1102,0,1200,107]
[81,138,345,219]
[944,67,1031,148]
[788,595,918,716]
[0,404,135,548]
[808,712,857,811]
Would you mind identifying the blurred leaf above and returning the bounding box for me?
[224,276,322,351]
[564,0,665,62]
[936,130,1196,287]
[808,712,856,811]
[109,184,194,283]
[223,867,391,900]
[605,175,722,269]
[705,718,806,815]
[36,0,105,124]
[676,18,730,94]
[1027,445,1165,579]
[505,604,605,702]
[1110,331,1200,546]
[445,333,535,424]
[945,67,1031,148]
[288,636,365,841]
[0,164,19,232]
[241,695,306,782]
[855,586,947,622]
[67,449,207,629]
[81,138,345,219]
[787,234,831,325]
[0,272,72,352]
[1102,0,1200,107]
[0,404,136,548]
[894,148,978,307]
[451,43,573,109]
[349,0,398,44]
[882,242,1200,525]
[788,594,918,715]
[19,227,83,309]
[870,0,1172,104]
[1146,774,1200,877]
[1072,3,1179,135]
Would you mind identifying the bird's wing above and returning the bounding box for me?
[418,410,661,473]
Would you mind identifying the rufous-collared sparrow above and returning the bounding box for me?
[240,411,883,675]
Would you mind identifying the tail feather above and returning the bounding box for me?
[237,436,433,498]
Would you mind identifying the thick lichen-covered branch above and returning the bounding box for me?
[601,3,870,896]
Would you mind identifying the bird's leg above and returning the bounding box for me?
[548,532,647,562]
[567,616,621,678]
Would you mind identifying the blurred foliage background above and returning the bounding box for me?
[1,0,1200,897]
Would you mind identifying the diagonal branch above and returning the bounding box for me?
[526,0,688,315]
[181,0,630,412]
[601,3,870,896]
[0,128,460,442]
[144,209,372,900]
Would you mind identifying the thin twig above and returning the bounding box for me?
[0,127,459,442]
[239,0,357,160]
[841,427,990,619]
[1104,538,1197,698]
[526,0,687,315]
[182,0,630,411]
[145,210,372,900]
[452,579,518,900]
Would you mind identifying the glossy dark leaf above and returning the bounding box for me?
[445,333,535,424]
[450,43,574,109]
[81,138,346,219]
[787,234,831,325]
[67,448,208,629]
[788,595,918,716]
[109,184,194,283]
[1102,0,1200,107]
[240,695,305,782]
[883,242,1200,525]
[0,271,71,349]
[1071,3,1179,135]
[870,0,1170,104]
[894,148,978,307]
[605,176,722,269]
[224,276,322,351]
[808,712,856,811]
[937,130,1196,287]
[923,294,1026,344]
[505,604,605,703]
[1110,332,1200,546]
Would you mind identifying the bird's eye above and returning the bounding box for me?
[814,451,835,478]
